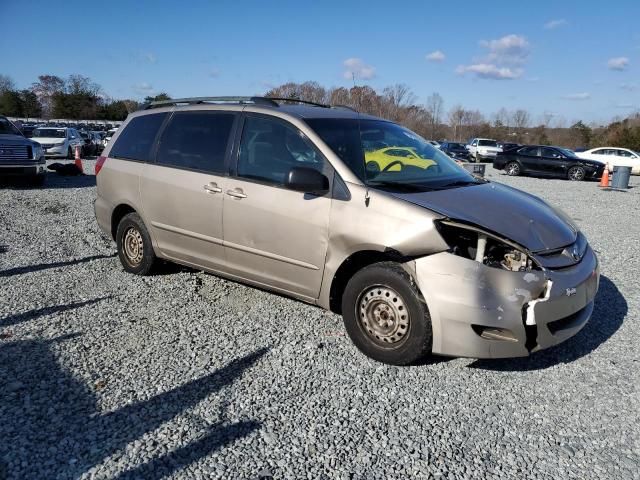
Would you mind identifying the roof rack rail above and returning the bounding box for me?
[262,97,330,108]
[143,96,278,110]
[332,104,358,112]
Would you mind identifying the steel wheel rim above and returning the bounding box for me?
[569,167,584,180]
[123,227,144,266]
[507,163,519,175]
[358,286,410,347]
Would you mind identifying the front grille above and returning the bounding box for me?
[0,145,32,164]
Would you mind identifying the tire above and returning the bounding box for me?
[341,262,432,365]
[568,165,586,181]
[505,161,521,176]
[116,212,157,275]
[67,147,73,160]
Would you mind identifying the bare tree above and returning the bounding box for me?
[425,93,444,139]
[0,74,15,94]
[448,105,466,141]
[31,75,65,118]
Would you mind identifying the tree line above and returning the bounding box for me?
[266,81,640,151]
[0,73,169,121]
[1,74,638,151]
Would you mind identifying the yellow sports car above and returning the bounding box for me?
[364,147,437,172]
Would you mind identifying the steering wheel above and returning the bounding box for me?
[382,160,404,172]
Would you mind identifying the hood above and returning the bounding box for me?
[0,134,31,145]
[32,137,65,144]
[391,182,577,252]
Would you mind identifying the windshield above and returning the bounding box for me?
[0,117,23,136]
[306,118,480,192]
[478,140,497,147]
[448,143,466,149]
[33,128,66,138]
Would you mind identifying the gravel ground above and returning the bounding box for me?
[0,160,638,480]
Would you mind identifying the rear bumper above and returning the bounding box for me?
[94,196,113,239]
[413,246,599,359]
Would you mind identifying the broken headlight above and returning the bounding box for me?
[435,220,540,272]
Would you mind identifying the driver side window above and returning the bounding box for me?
[237,116,325,186]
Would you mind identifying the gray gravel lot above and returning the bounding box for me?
[1,160,639,479]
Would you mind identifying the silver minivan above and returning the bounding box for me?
[95,97,599,365]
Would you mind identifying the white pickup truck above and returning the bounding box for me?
[466,138,502,162]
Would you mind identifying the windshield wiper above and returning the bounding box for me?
[435,179,485,189]
[367,180,436,192]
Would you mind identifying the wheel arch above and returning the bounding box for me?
[111,203,137,240]
[328,249,409,314]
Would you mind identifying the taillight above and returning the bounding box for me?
[95,156,107,175]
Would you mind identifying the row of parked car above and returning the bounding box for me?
[18,122,118,158]
[429,138,640,181]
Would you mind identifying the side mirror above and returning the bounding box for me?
[285,167,329,194]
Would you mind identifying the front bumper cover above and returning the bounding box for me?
[413,245,599,358]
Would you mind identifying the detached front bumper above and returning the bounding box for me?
[413,246,599,358]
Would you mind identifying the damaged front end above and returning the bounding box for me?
[412,219,599,359]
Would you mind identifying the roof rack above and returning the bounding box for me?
[142,96,354,111]
[143,96,279,110]
[263,97,330,108]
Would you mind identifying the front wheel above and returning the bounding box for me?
[505,161,521,176]
[342,262,432,365]
[116,212,157,275]
[568,165,586,181]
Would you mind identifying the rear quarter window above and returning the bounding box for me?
[109,113,168,161]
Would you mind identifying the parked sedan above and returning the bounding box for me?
[576,147,640,175]
[494,145,604,181]
[31,127,85,159]
[440,141,471,161]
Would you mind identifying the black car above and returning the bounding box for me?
[497,142,520,152]
[494,145,604,181]
[440,141,470,161]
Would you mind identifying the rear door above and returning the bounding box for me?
[222,114,332,300]
[516,146,541,172]
[139,110,237,270]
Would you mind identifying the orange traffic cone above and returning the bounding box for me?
[74,145,84,174]
[599,163,610,188]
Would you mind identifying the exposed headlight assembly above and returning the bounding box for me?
[435,219,541,272]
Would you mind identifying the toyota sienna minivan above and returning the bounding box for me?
[95,97,599,365]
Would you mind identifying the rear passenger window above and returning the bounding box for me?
[110,113,167,162]
[156,112,235,173]
[519,146,539,156]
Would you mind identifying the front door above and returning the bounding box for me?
[140,111,237,270]
[222,114,332,300]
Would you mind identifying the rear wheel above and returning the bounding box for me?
[116,212,157,275]
[568,165,586,181]
[505,161,521,176]
[342,262,432,365]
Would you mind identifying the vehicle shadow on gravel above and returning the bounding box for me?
[0,173,96,190]
[468,275,626,371]
[0,297,110,328]
[0,253,115,278]
[0,334,267,479]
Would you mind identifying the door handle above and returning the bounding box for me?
[226,188,247,199]
[203,183,222,194]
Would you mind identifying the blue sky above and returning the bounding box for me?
[2,0,639,124]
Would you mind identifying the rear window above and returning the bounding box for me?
[109,113,167,161]
[156,112,235,173]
